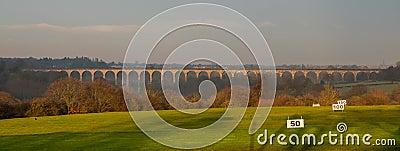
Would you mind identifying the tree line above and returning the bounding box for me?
[3,75,399,119]
[0,78,126,119]
[273,84,400,106]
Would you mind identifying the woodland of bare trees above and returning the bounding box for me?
[25,78,126,117]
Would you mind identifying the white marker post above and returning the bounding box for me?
[332,104,345,112]
[337,100,347,105]
[287,116,304,128]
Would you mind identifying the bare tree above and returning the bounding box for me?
[44,78,85,114]
[87,79,125,112]
[0,91,23,119]
[26,98,59,117]
[319,85,341,106]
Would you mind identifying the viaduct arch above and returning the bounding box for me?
[33,68,381,85]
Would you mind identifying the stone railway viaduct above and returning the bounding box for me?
[33,68,381,85]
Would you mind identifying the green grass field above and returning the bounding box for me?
[335,81,399,94]
[0,106,399,150]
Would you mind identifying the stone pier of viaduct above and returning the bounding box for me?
[32,68,381,85]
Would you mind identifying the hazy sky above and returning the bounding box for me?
[0,0,399,65]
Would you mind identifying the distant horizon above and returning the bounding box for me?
[0,56,394,67]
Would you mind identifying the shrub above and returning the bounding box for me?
[0,91,24,119]
[25,98,60,117]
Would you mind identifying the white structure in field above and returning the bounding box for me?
[287,116,304,128]
[332,104,345,111]
[337,100,347,105]
[312,103,320,107]
[332,100,347,112]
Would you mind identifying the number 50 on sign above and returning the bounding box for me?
[287,119,304,128]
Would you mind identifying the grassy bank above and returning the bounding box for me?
[0,106,399,150]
